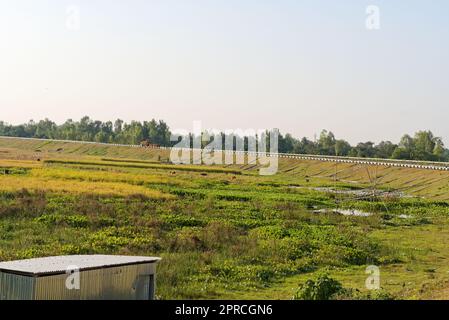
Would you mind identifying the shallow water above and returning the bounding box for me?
[290,186,410,199]
[313,208,373,217]
[313,209,413,219]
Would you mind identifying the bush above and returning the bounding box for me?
[293,273,343,300]
[293,273,395,300]
[161,214,205,228]
[65,215,89,228]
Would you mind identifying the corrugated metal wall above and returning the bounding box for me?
[0,263,156,300]
[34,263,156,300]
[0,272,34,300]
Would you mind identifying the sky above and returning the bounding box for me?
[0,0,448,144]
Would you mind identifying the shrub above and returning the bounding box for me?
[88,226,157,252]
[65,215,89,228]
[251,226,289,239]
[61,244,91,255]
[293,273,343,300]
[35,213,59,225]
[161,214,205,228]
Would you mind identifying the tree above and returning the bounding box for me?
[35,119,57,139]
[294,137,317,154]
[278,133,297,153]
[391,147,410,160]
[392,134,415,160]
[95,121,113,143]
[375,141,397,159]
[78,116,93,141]
[156,120,171,146]
[0,121,6,135]
[122,121,144,145]
[335,140,351,156]
[317,130,336,155]
[355,142,376,158]
[348,148,358,157]
[433,137,446,161]
[413,131,436,161]
[59,119,77,140]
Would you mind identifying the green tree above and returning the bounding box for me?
[355,142,376,158]
[413,131,436,161]
[433,137,446,161]
[375,141,397,159]
[294,137,317,154]
[335,139,351,156]
[392,134,415,160]
[278,133,297,153]
[35,119,57,139]
[318,130,336,155]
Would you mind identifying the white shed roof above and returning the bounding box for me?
[0,255,161,276]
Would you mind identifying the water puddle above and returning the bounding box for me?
[313,209,413,219]
[313,208,373,217]
[290,186,410,199]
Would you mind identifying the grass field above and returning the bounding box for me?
[1,137,449,299]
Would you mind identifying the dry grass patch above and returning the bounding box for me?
[0,175,173,199]
[30,167,169,185]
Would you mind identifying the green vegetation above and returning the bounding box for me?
[293,273,344,300]
[292,272,395,300]
[1,138,449,299]
[0,117,171,146]
[281,129,448,161]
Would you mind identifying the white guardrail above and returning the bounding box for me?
[1,135,449,171]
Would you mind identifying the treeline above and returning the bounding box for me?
[0,117,171,146]
[0,117,448,162]
[278,130,449,162]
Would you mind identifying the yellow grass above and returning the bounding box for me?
[29,167,170,185]
[0,175,173,199]
[0,159,41,168]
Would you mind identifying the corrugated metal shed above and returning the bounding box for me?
[0,255,160,276]
[0,255,161,300]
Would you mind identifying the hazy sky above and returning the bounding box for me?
[1,0,448,143]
